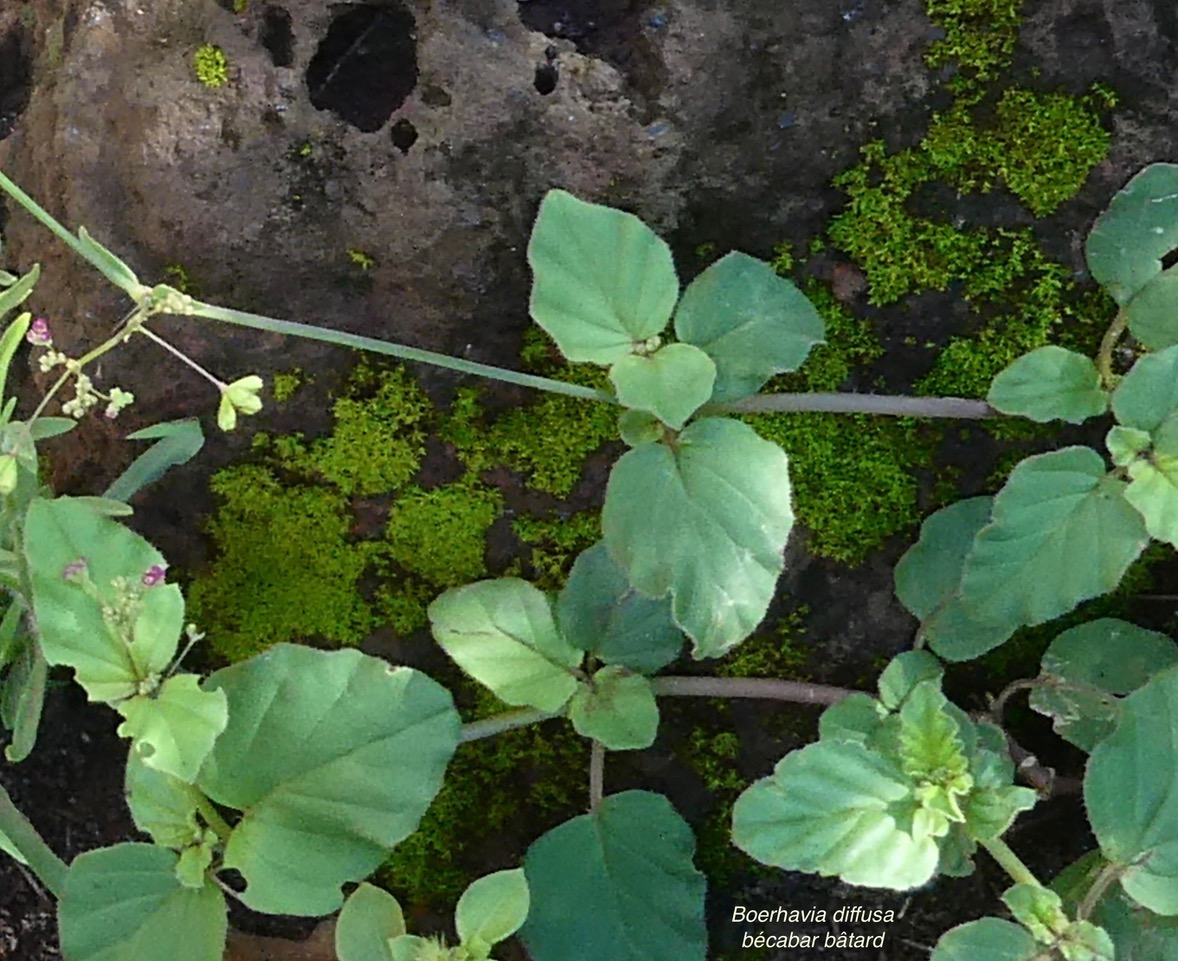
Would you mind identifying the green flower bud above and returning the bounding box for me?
[217,375,264,431]
[0,454,17,495]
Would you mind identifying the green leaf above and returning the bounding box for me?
[428,579,582,712]
[116,674,229,783]
[0,823,27,865]
[1085,163,1178,305]
[124,752,204,850]
[527,190,678,364]
[609,343,715,430]
[1030,618,1178,751]
[617,409,664,447]
[68,496,134,517]
[58,843,227,961]
[567,667,659,750]
[986,346,1108,424]
[898,682,970,788]
[28,416,76,441]
[104,419,204,503]
[959,448,1148,628]
[1123,453,1178,548]
[931,918,1039,961]
[521,791,706,961]
[197,645,461,915]
[878,651,944,711]
[0,265,39,401]
[388,935,437,961]
[1125,266,1178,349]
[1111,344,1178,431]
[894,497,1018,661]
[1002,883,1068,943]
[1107,425,1152,467]
[556,542,682,674]
[731,739,939,890]
[673,252,824,402]
[602,417,793,658]
[76,226,145,297]
[335,883,405,961]
[24,497,183,702]
[1,640,46,763]
[455,868,529,948]
[817,693,887,744]
[1086,665,1178,915]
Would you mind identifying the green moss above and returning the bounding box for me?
[192,44,229,89]
[924,0,1024,98]
[163,263,197,297]
[512,510,602,591]
[270,364,431,496]
[188,466,377,661]
[347,248,377,271]
[715,608,812,681]
[384,480,503,587]
[270,369,303,402]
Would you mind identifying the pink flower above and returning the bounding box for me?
[62,557,88,581]
[26,318,51,346]
[141,564,167,587]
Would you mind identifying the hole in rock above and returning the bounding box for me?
[1162,247,1178,273]
[260,5,295,67]
[390,118,418,153]
[305,2,418,133]
[0,27,32,142]
[533,62,558,94]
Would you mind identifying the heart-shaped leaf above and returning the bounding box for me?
[987,346,1108,423]
[429,579,583,712]
[1125,266,1178,349]
[609,343,715,429]
[528,190,678,364]
[197,645,461,915]
[931,918,1040,961]
[521,791,706,961]
[567,667,659,750]
[602,417,793,658]
[674,253,825,402]
[116,674,228,783]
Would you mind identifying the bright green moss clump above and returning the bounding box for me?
[193,44,229,89]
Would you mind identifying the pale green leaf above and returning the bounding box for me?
[1085,163,1178,305]
[602,417,793,658]
[617,409,664,447]
[567,667,659,750]
[335,883,405,961]
[986,346,1107,423]
[1030,618,1178,751]
[197,645,461,915]
[104,419,204,503]
[897,681,969,788]
[521,791,706,961]
[388,935,435,961]
[959,448,1148,627]
[455,869,529,948]
[609,343,715,430]
[28,416,76,441]
[1124,453,1178,547]
[673,252,824,402]
[556,542,682,674]
[1125,266,1178,349]
[0,266,39,404]
[428,578,582,712]
[731,739,939,890]
[1111,344,1178,431]
[1,638,46,763]
[1087,664,1178,914]
[58,843,226,961]
[527,190,678,364]
[1106,425,1152,467]
[878,651,944,711]
[24,497,182,702]
[124,752,204,850]
[76,226,144,296]
[931,918,1039,961]
[817,693,887,744]
[116,674,228,783]
[1002,883,1068,943]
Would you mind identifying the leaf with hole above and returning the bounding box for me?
[609,342,715,429]
[602,417,793,658]
[556,542,682,674]
[116,674,228,783]
[58,843,227,961]
[196,645,461,915]
[1086,163,1178,305]
[987,346,1107,424]
[428,578,582,712]
[528,190,678,364]
[673,252,824,402]
[521,791,706,961]
[958,448,1148,628]
[1030,619,1178,751]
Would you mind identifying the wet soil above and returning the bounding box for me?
[2,0,1178,959]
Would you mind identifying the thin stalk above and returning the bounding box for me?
[589,740,604,812]
[1096,309,1128,389]
[716,393,996,419]
[989,679,1040,725]
[0,783,67,898]
[194,794,234,844]
[188,301,611,403]
[982,836,1040,888]
[1077,861,1124,921]
[136,326,226,388]
[652,675,854,705]
[460,708,557,744]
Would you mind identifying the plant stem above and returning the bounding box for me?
[652,675,854,705]
[188,301,611,404]
[0,783,67,898]
[589,740,604,812]
[136,326,225,388]
[716,393,996,419]
[989,678,1040,724]
[982,836,1040,888]
[0,171,97,276]
[194,794,234,844]
[1096,309,1128,389]
[459,708,558,744]
[1077,860,1124,921]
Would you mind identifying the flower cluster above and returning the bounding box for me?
[26,317,136,419]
